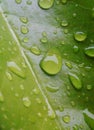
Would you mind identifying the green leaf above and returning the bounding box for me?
[0,0,94,129]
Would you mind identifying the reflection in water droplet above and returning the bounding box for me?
[74,31,87,42]
[7,61,26,78]
[6,71,13,81]
[21,25,29,34]
[84,46,94,57]
[15,0,22,4]
[0,91,4,102]
[31,46,41,55]
[20,16,28,24]
[46,85,59,92]
[69,73,82,90]
[38,0,54,9]
[62,115,70,124]
[22,97,31,108]
[40,48,62,75]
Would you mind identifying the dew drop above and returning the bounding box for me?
[22,37,29,43]
[6,71,13,81]
[86,85,92,91]
[38,0,54,10]
[61,0,67,4]
[62,115,70,124]
[7,61,26,78]
[20,16,28,24]
[40,48,62,75]
[48,110,56,119]
[46,85,59,92]
[32,88,39,95]
[40,37,48,43]
[73,45,79,53]
[84,46,94,57]
[74,31,87,42]
[15,0,22,4]
[20,84,25,90]
[21,25,29,34]
[26,0,32,5]
[0,91,4,102]
[83,109,94,129]
[73,125,79,130]
[65,62,73,69]
[36,98,42,104]
[69,73,82,90]
[22,97,31,108]
[30,46,41,55]
[61,20,68,27]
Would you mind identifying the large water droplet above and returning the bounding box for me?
[15,0,22,4]
[31,46,41,55]
[22,97,31,108]
[84,46,94,57]
[21,25,29,34]
[7,61,26,78]
[40,48,62,75]
[20,16,28,24]
[74,31,87,42]
[46,85,59,92]
[62,115,70,124]
[0,91,4,102]
[83,109,94,129]
[38,0,54,10]
[61,20,68,27]
[69,73,82,90]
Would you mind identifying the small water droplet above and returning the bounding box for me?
[46,85,59,92]
[26,0,32,5]
[61,20,68,27]
[86,85,92,90]
[74,31,87,42]
[69,73,82,90]
[0,91,4,102]
[42,31,47,37]
[15,0,22,4]
[73,124,79,130]
[73,13,77,17]
[7,61,26,78]
[40,48,62,75]
[65,62,73,69]
[73,45,79,53]
[6,71,13,81]
[36,98,42,104]
[61,0,67,4]
[40,36,48,43]
[64,29,68,34]
[37,112,42,118]
[22,97,31,108]
[31,46,41,55]
[62,115,70,124]
[21,25,29,34]
[20,84,25,90]
[20,16,28,24]
[38,0,54,9]
[48,110,56,119]
[58,105,64,112]
[22,37,29,43]
[32,88,39,95]
[84,46,94,57]
[71,101,76,106]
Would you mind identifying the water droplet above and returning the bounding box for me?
[62,115,70,124]
[20,16,28,24]
[61,0,67,4]
[6,71,13,81]
[40,37,48,43]
[21,25,29,34]
[38,0,54,10]
[0,91,4,102]
[65,62,73,69]
[22,97,31,108]
[48,110,56,119]
[74,31,87,42]
[83,109,94,129]
[46,85,59,92]
[7,61,26,78]
[73,125,79,130]
[61,20,68,27]
[84,46,94,57]
[15,0,22,4]
[71,101,76,106]
[64,29,68,34]
[58,105,64,112]
[22,37,29,43]
[73,13,77,17]
[40,48,62,75]
[42,31,47,37]
[32,88,39,95]
[73,45,79,53]
[86,85,92,91]
[69,73,82,90]
[26,0,32,5]
[31,46,41,55]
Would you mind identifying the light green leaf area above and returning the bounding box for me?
[0,0,94,130]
